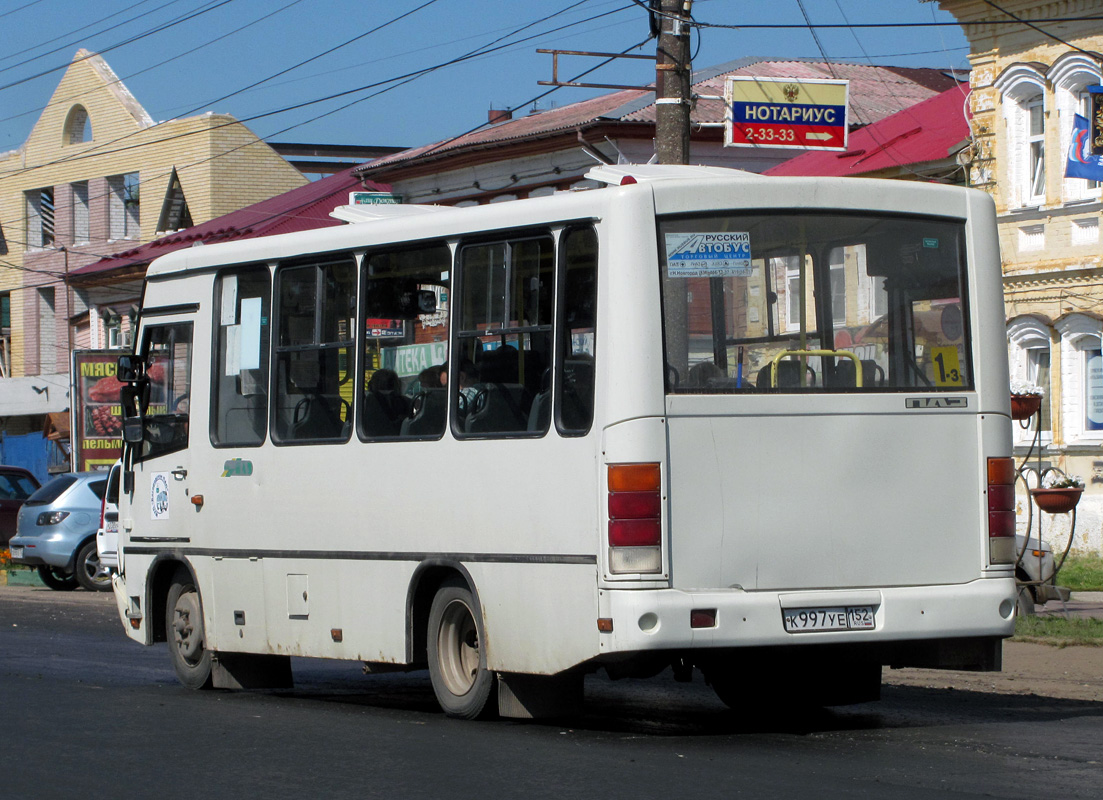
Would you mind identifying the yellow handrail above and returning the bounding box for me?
[770,349,863,388]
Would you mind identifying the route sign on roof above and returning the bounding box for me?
[725,77,849,151]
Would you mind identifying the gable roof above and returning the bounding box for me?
[764,85,971,179]
[69,167,388,283]
[356,58,960,178]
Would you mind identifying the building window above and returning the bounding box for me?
[1057,314,1103,444]
[829,251,846,327]
[1026,96,1046,203]
[64,105,91,144]
[995,64,1048,209]
[72,181,89,244]
[157,168,193,234]
[1051,53,1102,202]
[25,187,55,248]
[38,287,56,375]
[108,173,140,239]
[1008,317,1053,444]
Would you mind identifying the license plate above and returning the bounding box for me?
[9,545,23,560]
[783,605,876,633]
[105,522,119,534]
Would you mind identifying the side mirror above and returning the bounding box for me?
[117,354,146,383]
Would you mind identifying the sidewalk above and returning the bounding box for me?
[1036,590,1103,619]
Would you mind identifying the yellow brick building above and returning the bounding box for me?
[938,1,1103,552]
[0,49,306,381]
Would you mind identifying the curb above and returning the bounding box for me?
[0,569,42,587]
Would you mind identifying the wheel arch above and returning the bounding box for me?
[405,560,482,666]
[67,534,98,572]
[146,555,199,644]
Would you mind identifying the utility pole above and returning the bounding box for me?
[654,0,693,165]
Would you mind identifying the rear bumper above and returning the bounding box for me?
[598,577,1016,657]
[8,534,76,570]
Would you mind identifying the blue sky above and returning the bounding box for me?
[0,0,971,153]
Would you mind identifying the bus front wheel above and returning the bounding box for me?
[166,569,214,690]
[427,579,496,719]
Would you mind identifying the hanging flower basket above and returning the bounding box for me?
[1010,393,1042,420]
[1030,487,1083,514]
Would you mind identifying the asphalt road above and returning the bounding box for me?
[2,584,1102,800]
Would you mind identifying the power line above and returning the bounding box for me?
[0,3,638,239]
[689,17,1103,30]
[0,0,170,74]
[980,0,1103,64]
[0,0,308,130]
[0,0,239,94]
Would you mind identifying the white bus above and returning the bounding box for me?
[112,165,1017,719]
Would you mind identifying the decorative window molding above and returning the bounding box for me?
[1071,217,1099,246]
[1052,53,1103,202]
[63,104,92,144]
[1018,223,1045,252]
[1057,314,1103,443]
[995,64,1048,209]
[1008,315,1053,443]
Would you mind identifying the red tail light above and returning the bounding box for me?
[987,457,1016,564]
[607,463,662,574]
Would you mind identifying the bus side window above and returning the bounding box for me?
[455,236,554,437]
[272,257,356,443]
[556,226,597,436]
[360,243,451,441]
[211,265,271,447]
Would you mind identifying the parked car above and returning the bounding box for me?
[96,461,121,573]
[8,472,111,591]
[1015,533,1071,615]
[0,466,41,547]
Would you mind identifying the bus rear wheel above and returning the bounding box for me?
[166,569,213,690]
[427,579,496,719]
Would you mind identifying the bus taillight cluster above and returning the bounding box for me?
[987,457,1017,564]
[607,463,663,574]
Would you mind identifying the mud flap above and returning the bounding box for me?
[497,672,583,719]
[212,652,294,689]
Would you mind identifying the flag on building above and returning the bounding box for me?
[1065,113,1103,181]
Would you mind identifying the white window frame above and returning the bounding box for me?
[1051,53,1102,203]
[1057,314,1103,445]
[72,181,89,244]
[995,64,1048,209]
[1008,316,1053,445]
[1026,96,1047,205]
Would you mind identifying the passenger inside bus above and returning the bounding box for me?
[362,368,412,437]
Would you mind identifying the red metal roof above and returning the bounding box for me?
[70,167,388,280]
[357,59,960,176]
[764,86,971,178]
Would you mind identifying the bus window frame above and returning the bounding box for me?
[270,251,359,446]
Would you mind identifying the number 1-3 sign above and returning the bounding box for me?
[931,346,963,387]
[725,76,849,151]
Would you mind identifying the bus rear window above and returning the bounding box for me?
[658,212,971,394]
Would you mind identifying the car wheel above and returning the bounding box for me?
[427,578,496,719]
[166,568,214,689]
[1016,585,1037,617]
[37,565,78,591]
[74,540,112,592]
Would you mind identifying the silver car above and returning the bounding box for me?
[1015,533,1071,615]
[8,471,111,592]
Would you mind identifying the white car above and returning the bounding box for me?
[96,461,121,573]
[1015,533,1071,615]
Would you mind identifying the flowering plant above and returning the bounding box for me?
[1010,379,1044,397]
[0,549,10,568]
[1042,473,1084,489]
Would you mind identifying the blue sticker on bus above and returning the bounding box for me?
[665,232,753,278]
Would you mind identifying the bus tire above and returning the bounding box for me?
[166,569,214,690]
[427,579,496,720]
[37,565,78,591]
